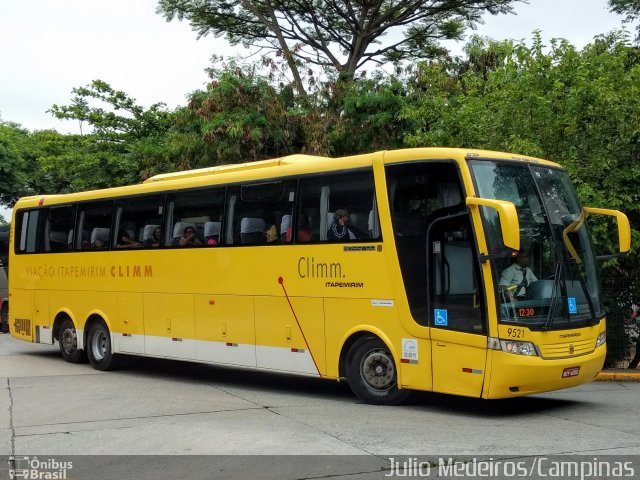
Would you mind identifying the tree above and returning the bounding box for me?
[400,32,640,365]
[48,80,172,142]
[47,80,179,188]
[609,0,640,41]
[157,0,519,96]
[0,122,34,206]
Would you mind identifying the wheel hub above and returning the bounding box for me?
[361,349,395,391]
[61,328,77,355]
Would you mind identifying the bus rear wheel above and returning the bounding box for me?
[58,318,86,363]
[86,321,122,371]
[346,337,410,405]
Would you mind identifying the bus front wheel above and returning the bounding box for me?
[346,337,409,405]
[58,318,86,363]
[86,321,122,371]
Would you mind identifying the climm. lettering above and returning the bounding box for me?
[110,265,153,278]
[297,257,344,279]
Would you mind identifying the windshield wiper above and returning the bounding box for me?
[543,261,563,330]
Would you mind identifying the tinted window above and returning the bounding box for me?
[43,206,75,253]
[225,181,295,245]
[166,188,225,248]
[16,210,41,254]
[298,170,379,243]
[115,196,164,249]
[76,202,113,251]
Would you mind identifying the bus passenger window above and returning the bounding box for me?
[77,202,113,251]
[42,205,75,253]
[15,210,41,254]
[298,170,379,243]
[226,180,296,246]
[115,195,165,249]
[166,188,224,249]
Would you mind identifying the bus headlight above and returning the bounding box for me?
[596,332,606,348]
[488,337,538,356]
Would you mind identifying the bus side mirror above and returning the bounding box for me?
[584,207,631,256]
[466,197,520,252]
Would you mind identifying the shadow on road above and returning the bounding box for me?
[19,345,583,416]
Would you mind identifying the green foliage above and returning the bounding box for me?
[44,80,183,190]
[328,76,409,156]
[609,0,640,41]
[400,32,640,365]
[188,67,302,162]
[157,0,518,93]
[0,122,40,205]
[4,33,640,368]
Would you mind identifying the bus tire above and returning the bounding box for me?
[86,321,121,371]
[58,318,87,363]
[346,336,410,405]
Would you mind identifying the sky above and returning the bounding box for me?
[0,0,631,220]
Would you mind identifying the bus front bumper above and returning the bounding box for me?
[484,345,606,399]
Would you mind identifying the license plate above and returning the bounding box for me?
[562,366,580,378]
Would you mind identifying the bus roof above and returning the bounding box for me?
[13,148,561,210]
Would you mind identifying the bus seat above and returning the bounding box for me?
[438,183,461,208]
[47,231,68,252]
[172,222,197,241]
[90,228,110,247]
[350,212,366,233]
[280,215,292,242]
[240,217,265,244]
[204,221,221,245]
[68,229,89,249]
[142,224,160,241]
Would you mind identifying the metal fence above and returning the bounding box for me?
[602,276,640,369]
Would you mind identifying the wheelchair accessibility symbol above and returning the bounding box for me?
[434,309,448,326]
[568,297,577,315]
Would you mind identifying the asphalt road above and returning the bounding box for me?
[1,334,639,479]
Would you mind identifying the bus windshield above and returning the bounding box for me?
[470,160,603,330]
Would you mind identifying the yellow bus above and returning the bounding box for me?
[8,148,631,404]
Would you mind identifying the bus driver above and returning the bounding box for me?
[499,250,537,302]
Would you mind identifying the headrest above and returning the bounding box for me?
[142,224,160,241]
[90,228,110,244]
[204,221,221,236]
[280,215,292,234]
[240,218,265,234]
[173,222,197,238]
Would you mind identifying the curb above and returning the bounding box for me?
[595,372,640,382]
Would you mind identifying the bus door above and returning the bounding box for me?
[427,204,488,397]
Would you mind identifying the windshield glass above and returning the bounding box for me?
[470,160,602,329]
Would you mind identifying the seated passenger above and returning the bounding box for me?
[499,250,537,301]
[297,214,312,242]
[116,230,141,248]
[327,209,363,241]
[144,227,162,248]
[172,226,202,247]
